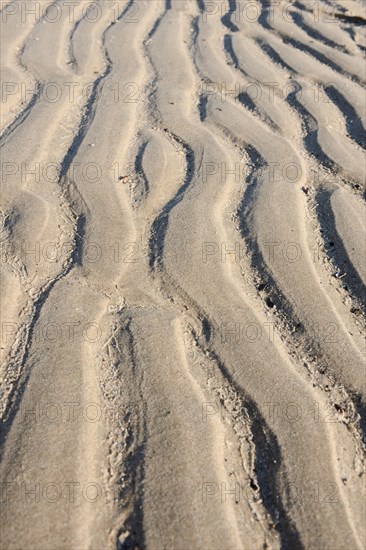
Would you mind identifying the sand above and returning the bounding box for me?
[0,0,365,548]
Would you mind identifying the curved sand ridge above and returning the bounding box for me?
[1,1,365,549]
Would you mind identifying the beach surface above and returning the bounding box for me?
[1,0,365,548]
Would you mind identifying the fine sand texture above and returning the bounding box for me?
[1,0,365,548]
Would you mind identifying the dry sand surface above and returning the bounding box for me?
[1,0,366,548]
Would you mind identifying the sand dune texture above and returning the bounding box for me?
[1,0,366,548]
